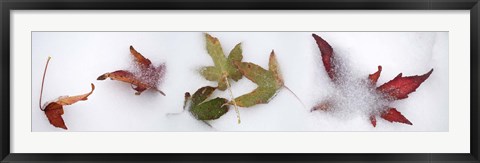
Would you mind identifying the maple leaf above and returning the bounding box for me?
[379,108,413,125]
[184,86,229,120]
[230,51,284,107]
[231,50,305,108]
[376,69,434,100]
[199,33,246,123]
[368,67,433,126]
[39,57,95,130]
[232,51,283,107]
[97,46,166,95]
[201,33,243,91]
[311,33,433,127]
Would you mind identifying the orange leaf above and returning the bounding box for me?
[97,70,148,94]
[56,83,95,105]
[130,45,152,69]
[98,46,166,95]
[39,57,95,130]
[42,83,95,130]
[380,108,412,125]
[377,69,433,100]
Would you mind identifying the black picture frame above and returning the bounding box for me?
[1,0,479,162]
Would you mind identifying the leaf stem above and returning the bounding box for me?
[225,76,241,124]
[165,108,185,116]
[39,56,51,111]
[202,120,213,128]
[166,92,190,116]
[283,85,306,109]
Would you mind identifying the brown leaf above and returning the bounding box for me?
[377,69,433,100]
[56,83,95,105]
[43,83,95,130]
[39,57,96,130]
[98,46,166,95]
[44,102,67,130]
[130,45,152,69]
[97,70,150,95]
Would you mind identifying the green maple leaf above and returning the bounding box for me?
[200,33,243,91]
[232,50,285,107]
[186,86,229,120]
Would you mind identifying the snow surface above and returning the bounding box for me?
[31,32,448,131]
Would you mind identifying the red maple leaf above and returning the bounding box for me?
[312,34,433,127]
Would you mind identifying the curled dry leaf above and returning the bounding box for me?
[39,57,95,130]
[184,86,229,120]
[43,84,95,130]
[311,33,433,127]
[97,46,166,95]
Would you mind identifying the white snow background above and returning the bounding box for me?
[31,32,448,132]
